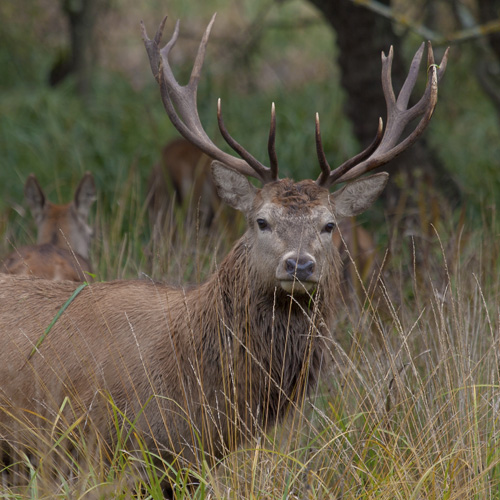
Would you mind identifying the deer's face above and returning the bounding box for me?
[25,173,97,259]
[212,162,388,295]
[247,180,336,294]
[35,202,94,259]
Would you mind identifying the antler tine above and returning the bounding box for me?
[316,116,384,187]
[326,42,447,185]
[142,15,267,182]
[381,46,397,110]
[268,103,279,181]
[397,42,425,110]
[435,46,449,82]
[315,113,331,186]
[217,99,275,183]
[400,43,448,123]
[140,16,168,82]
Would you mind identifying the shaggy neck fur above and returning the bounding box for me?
[186,233,340,440]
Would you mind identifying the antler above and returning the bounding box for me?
[316,42,449,188]
[141,15,279,184]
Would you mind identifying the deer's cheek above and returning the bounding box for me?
[247,246,279,284]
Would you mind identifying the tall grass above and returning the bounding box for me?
[2,165,500,499]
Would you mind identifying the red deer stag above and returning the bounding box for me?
[0,14,447,494]
[2,172,96,281]
[147,137,219,232]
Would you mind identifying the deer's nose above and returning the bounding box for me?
[285,256,315,281]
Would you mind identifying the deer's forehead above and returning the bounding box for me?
[255,179,332,215]
[257,205,333,228]
[44,203,74,222]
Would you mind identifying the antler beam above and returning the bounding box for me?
[141,15,278,184]
[316,42,448,188]
[143,16,447,190]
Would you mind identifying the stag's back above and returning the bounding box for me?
[2,173,96,281]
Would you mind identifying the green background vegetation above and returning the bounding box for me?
[3,0,500,278]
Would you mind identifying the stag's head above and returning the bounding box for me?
[142,14,447,295]
[210,162,386,293]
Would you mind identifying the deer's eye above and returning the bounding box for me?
[323,222,336,234]
[257,218,270,232]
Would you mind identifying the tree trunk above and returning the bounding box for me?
[478,0,500,58]
[50,0,101,98]
[476,0,500,117]
[307,0,461,207]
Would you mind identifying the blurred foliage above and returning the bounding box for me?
[2,0,500,269]
[430,44,500,213]
[0,0,344,244]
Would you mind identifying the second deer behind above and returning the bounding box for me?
[2,173,96,281]
[147,137,220,235]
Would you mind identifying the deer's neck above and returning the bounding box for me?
[173,236,340,437]
[196,236,338,386]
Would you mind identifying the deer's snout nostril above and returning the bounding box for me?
[285,257,315,281]
[285,259,296,274]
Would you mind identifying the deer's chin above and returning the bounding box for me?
[279,280,317,294]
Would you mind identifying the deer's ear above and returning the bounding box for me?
[334,172,388,218]
[74,172,96,218]
[24,174,46,224]
[211,161,257,212]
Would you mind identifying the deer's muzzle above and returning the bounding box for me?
[284,257,315,282]
[276,253,317,293]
